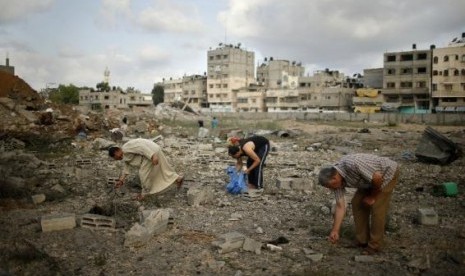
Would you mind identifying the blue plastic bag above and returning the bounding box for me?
[226,166,247,194]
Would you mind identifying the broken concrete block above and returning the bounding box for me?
[80,214,116,230]
[31,194,46,204]
[354,255,376,262]
[212,232,245,254]
[415,126,460,165]
[290,178,313,190]
[141,209,171,235]
[41,213,76,232]
[187,185,215,206]
[243,237,262,254]
[124,223,152,247]
[276,178,292,189]
[418,208,438,225]
[307,253,324,262]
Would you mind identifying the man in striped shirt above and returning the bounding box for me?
[318,153,400,255]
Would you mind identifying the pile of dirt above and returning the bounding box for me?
[0,71,43,109]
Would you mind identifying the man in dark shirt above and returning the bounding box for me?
[228,135,270,190]
[318,153,399,255]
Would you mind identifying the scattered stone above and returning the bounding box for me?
[41,213,76,232]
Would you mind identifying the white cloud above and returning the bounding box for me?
[0,0,54,23]
[96,0,132,29]
[135,1,204,33]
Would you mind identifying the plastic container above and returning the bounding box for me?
[433,182,458,197]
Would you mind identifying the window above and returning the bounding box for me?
[401,54,413,61]
[222,84,228,88]
[417,67,427,74]
[416,81,426,88]
[387,55,396,62]
[462,69,465,76]
[433,56,438,64]
[387,69,395,75]
[444,70,449,77]
[445,84,453,91]
[387,82,395,88]
[400,82,413,88]
[432,83,437,91]
[454,69,459,76]
[223,55,228,59]
[444,56,449,62]
[209,84,213,88]
[104,95,109,100]
[401,68,413,74]
[209,56,214,60]
[417,53,427,60]
[433,70,438,76]
[462,55,465,62]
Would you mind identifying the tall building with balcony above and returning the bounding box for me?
[207,43,255,112]
[256,58,304,89]
[432,33,465,113]
[382,45,432,113]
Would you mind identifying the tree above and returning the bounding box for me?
[151,84,164,106]
[49,84,79,104]
[96,82,110,92]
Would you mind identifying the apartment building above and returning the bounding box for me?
[161,77,183,104]
[363,68,383,89]
[79,89,152,110]
[296,70,356,112]
[432,33,465,113]
[207,43,255,112]
[234,85,266,112]
[160,75,207,112]
[256,58,304,89]
[382,45,432,113]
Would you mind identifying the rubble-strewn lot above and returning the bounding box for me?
[1,98,465,275]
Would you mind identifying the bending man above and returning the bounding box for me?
[109,138,183,200]
[318,153,399,255]
[228,135,270,190]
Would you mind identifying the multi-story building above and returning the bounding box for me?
[432,33,465,113]
[234,85,266,112]
[256,58,304,89]
[160,74,208,112]
[161,77,183,104]
[207,43,255,112]
[79,89,152,110]
[382,45,432,113]
[363,68,383,89]
[296,69,356,112]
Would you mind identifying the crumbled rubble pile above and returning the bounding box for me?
[0,89,464,274]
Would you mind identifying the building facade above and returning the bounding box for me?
[432,33,465,113]
[160,74,207,112]
[382,45,432,113]
[256,59,304,89]
[207,44,255,112]
[79,89,152,110]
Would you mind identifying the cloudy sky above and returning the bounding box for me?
[1,0,464,93]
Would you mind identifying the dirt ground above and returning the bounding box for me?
[1,116,465,276]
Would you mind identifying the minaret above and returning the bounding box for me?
[6,52,9,66]
[104,66,110,84]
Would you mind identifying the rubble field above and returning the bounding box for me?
[1,104,465,275]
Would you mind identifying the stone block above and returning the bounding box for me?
[141,209,171,235]
[187,185,215,206]
[41,213,76,232]
[290,178,313,190]
[124,223,151,247]
[31,194,46,204]
[276,178,292,189]
[81,214,116,230]
[418,208,438,225]
[242,237,262,254]
[212,232,245,254]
